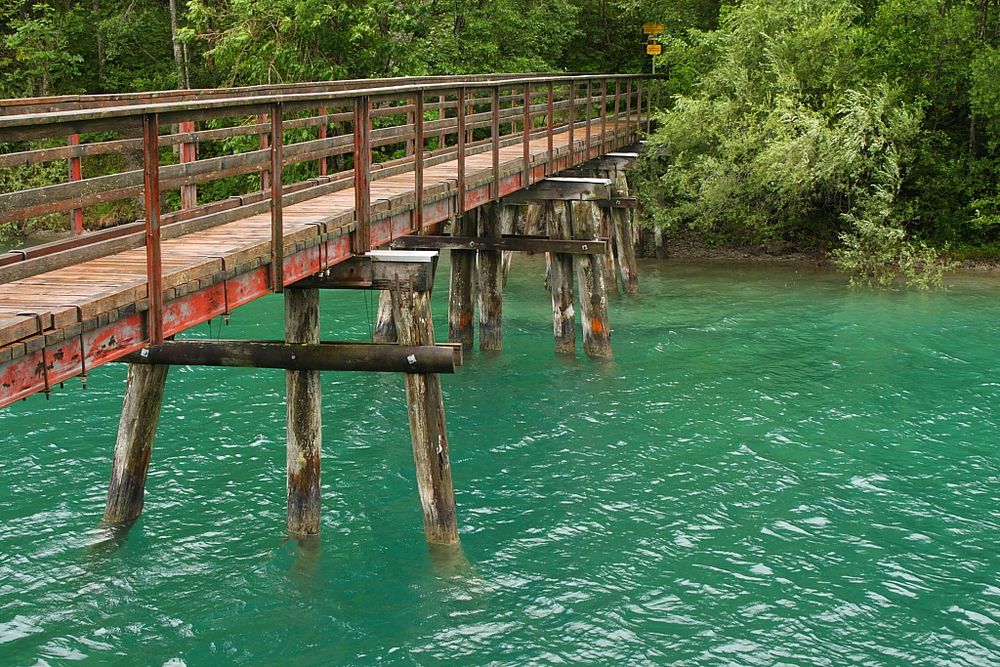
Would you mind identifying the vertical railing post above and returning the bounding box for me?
[406,98,416,157]
[546,81,554,175]
[353,95,372,255]
[457,86,467,216]
[270,102,284,292]
[491,85,501,201]
[636,80,644,137]
[259,113,271,192]
[67,133,84,235]
[522,82,531,187]
[437,94,447,151]
[585,79,593,159]
[568,81,576,166]
[318,106,328,177]
[614,79,622,145]
[600,78,608,155]
[179,121,197,208]
[625,79,633,140]
[414,93,425,233]
[141,113,164,345]
[647,80,655,133]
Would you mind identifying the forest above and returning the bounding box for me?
[1,0,998,284]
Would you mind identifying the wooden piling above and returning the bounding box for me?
[390,278,459,545]
[373,291,397,343]
[285,288,322,535]
[448,209,477,349]
[612,171,640,294]
[571,202,613,358]
[477,203,511,351]
[546,201,576,354]
[104,363,169,525]
[597,172,620,292]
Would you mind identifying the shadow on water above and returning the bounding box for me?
[427,541,479,579]
[285,533,323,587]
[81,519,142,560]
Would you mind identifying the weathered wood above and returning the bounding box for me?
[103,363,169,525]
[499,203,518,289]
[120,339,457,373]
[501,176,612,204]
[285,288,321,534]
[373,291,397,343]
[390,234,605,255]
[595,190,619,293]
[571,201,613,358]
[477,203,508,351]
[448,209,477,349]
[291,255,433,292]
[546,201,576,354]
[389,279,459,545]
[611,171,639,294]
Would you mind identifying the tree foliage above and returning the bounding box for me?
[1,0,998,286]
[639,0,1000,286]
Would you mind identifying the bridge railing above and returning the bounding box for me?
[0,73,658,345]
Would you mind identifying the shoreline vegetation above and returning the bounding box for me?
[643,229,1000,275]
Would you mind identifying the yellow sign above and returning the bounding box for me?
[643,22,665,34]
[646,44,662,55]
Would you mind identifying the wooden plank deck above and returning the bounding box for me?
[0,123,635,407]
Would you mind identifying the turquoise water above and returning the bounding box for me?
[1,257,998,666]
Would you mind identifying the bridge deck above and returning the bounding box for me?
[0,120,636,407]
[0,73,659,408]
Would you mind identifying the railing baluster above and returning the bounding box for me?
[647,80,655,133]
[67,133,84,235]
[141,113,164,345]
[546,81,554,175]
[318,106,328,177]
[457,86,467,216]
[522,83,531,188]
[414,93,424,233]
[353,95,372,255]
[492,85,501,201]
[625,79,633,140]
[179,121,197,208]
[437,94,447,151]
[614,78,621,145]
[259,113,271,192]
[636,80,644,137]
[270,102,284,292]
[600,78,608,156]
[585,80,593,159]
[568,81,576,166]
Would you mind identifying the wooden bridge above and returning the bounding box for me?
[0,72,656,543]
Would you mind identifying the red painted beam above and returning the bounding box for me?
[0,235,352,409]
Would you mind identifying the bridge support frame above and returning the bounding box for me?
[546,201,577,355]
[298,250,459,545]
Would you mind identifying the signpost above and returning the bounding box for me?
[643,22,664,73]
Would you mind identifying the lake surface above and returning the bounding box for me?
[1,257,998,666]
